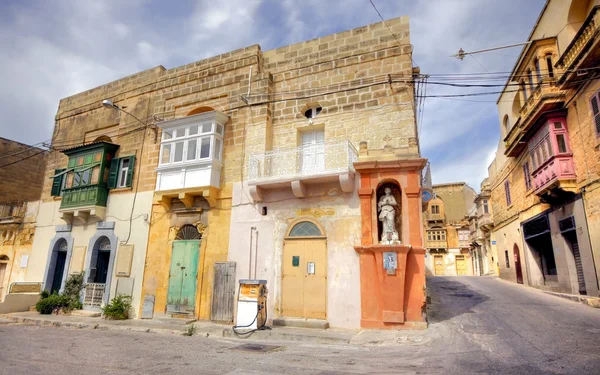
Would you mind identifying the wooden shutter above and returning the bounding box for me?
[125,155,136,188]
[590,93,600,136]
[107,158,119,189]
[51,168,65,196]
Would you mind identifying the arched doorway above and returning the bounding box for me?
[50,239,68,294]
[90,237,112,284]
[0,255,9,299]
[282,219,327,319]
[167,225,201,314]
[514,244,523,284]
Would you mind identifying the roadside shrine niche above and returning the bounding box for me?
[376,181,402,244]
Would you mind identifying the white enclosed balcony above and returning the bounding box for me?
[247,140,358,201]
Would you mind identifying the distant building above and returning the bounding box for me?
[468,178,496,276]
[424,182,477,276]
[0,138,47,302]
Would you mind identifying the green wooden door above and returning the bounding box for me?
[167,240,200,313]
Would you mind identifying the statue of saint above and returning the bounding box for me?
[378,187,400,244]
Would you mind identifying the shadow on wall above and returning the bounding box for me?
[426,276,489,324]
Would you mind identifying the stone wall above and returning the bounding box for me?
[0,138,47,203]
[433,183,475,224]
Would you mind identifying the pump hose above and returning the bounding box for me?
[232,303,271,336]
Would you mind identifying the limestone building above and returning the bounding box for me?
[487,0,600,296]
[30,16,428,329]
[467,178,497,276]
[0,139,47,302]
[424,182,476,276]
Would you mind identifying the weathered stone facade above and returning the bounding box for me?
[0,138,47,203]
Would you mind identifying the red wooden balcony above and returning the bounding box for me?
[532,155,576,195]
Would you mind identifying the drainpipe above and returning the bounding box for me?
[249,227,256,279]
[254,229,259,279]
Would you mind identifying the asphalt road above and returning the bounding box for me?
[1,276,599,374]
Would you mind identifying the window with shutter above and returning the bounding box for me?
[505,180,512,206]
[125,155,135,188]
[590,92,600,137]
[51,168,66,196]
[107,157,120,189]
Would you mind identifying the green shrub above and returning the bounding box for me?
[40,290,50,299]
[102,295,132,320]
[36,294,69,315]
[61,273,85,313]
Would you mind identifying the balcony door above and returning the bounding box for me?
[301,130,325,174]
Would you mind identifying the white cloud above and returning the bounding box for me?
[0,0,545,189]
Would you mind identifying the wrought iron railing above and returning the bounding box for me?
[83,283,105,307]
[248,140,358,181]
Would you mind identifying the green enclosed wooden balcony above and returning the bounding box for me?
[59,184,108,222]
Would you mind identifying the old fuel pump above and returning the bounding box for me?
[233,279,268,334]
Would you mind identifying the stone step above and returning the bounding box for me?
[272,317,329,329]
[28,305,37,312]
[155,317,197,325]
[71,310,101,318]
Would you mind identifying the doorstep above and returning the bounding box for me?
[272,317,329,329]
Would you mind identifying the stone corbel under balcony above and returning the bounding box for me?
[59,206,106,224]
[248,171,355,202]
[154,186,220,210]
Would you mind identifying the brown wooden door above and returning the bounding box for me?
[211,262,236,322]
[514,245,523,284]
[282,239,327,319]
[434,255,444,275]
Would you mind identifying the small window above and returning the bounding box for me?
[431,205,439,214]
[304,106,322,119]
[590,92,600,137]
[108,156,136,189]
[289,221,322,237]
[534,59,542,82]
[553,122,562,129]
[117,159,130,188]
[505,180,512,206]
[556,134,567,153]
[214,138,222,160]
[200,137,211,159]
[527,69,534,92]
[523,163,532,191]
[174,142,184,163]
[201,123,212,133]
[160,144,171,164]
[187,139,197,161]
[520,80,528,101]
[483,200,489,214]
[505,250,510,268]
[217,124,224,136]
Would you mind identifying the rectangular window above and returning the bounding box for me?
[174,141,184,162]
[214,138,222,160]
[505,180,512,206]
[51,168,66,197]
[200,137,211,159]
[546,56,554,78]
[217,124,224,136]
[109,156,136,189]
[117,159,129,188]
[556,134,567,153]
[431,205,439,214]
[523,163,532,191]
[202,123,212,133]
[505,250,510,268]
[483,200,489,214]
[590,92,600,137]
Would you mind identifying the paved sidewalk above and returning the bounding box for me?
[0,311,432,346]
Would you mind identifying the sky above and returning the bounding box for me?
[0,0,546,190]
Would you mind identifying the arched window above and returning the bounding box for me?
[94,136,113,143]
[534,58,542,82]
[545,55,554,78]
[503,115,510,133]
[176,224,201,240]
[288,221,323,237]
[520,80,528,101]
[0,255,9,261]
[187,106,215,116]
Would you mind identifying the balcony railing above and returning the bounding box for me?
[556,6,600,84]
[458,240,471,249]
[249,140,357,182]
[83,283,106,307]
[0,201,26,223]
[519,83,565,127]
[425,240,447,249]
[60,185,108,210]
[532,155,576,195]
[478,213,493,229]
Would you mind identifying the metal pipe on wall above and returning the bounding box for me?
[249,227,256,279]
